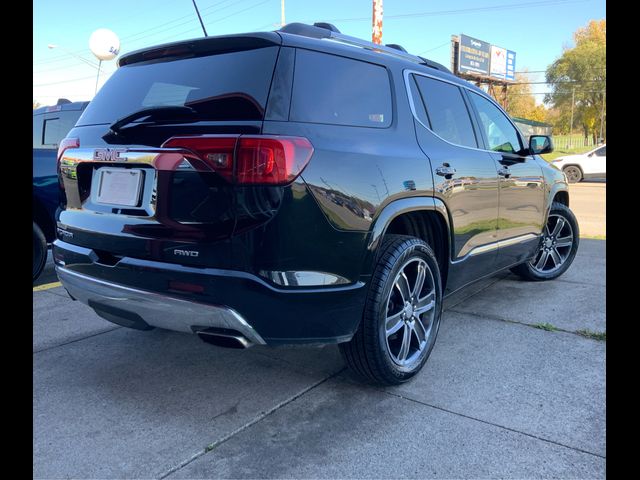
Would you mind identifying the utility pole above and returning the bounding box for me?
[599,89,605,142]
[372,0,383,44]
[281,0,285,27]
[569,87,575,149]
[191,0,208,37]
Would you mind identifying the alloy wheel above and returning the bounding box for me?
[529,214,574,274]
[564,166,581,183]
[384,258,437,366]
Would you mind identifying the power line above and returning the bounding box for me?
[417,41,451,55]
[120,0,241,44]
[142,0,271,47]
[33,0,239,65]
[308,0,587,23]
[33,71,116,87]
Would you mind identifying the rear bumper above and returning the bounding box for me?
[56,266,267,345]
[53,240,367,344]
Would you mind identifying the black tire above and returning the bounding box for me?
[33,221,48,282]
[563,165,583,183]
[510,202,579,281]
[339,234,443,386]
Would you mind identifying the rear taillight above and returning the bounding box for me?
[57,137,80,190]
[162,135,314,185]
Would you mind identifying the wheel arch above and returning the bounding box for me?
[33,196,56,242]
[363,197,452,289]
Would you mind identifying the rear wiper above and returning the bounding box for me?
[108,105,197,135]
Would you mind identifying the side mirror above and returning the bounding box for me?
[529,135,553,155]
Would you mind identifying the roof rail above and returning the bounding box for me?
[313,22,341,33]
[278,22,451,73]
[386,44,407,53]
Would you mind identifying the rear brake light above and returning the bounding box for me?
[162,135,314,185]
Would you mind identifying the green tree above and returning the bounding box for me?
[497,71,548,123]
[545,19,606,142]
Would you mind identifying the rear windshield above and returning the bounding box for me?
[77,46,279,126]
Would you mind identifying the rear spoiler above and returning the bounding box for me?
[119,32,282,67]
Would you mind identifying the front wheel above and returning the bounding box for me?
[340,235,443,385]
[563,166,583,183]
[510,202,579,281]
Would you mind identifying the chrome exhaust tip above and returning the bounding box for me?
[195,328,252,349]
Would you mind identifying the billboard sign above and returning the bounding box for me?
[458,34,491,76]
[505,50,516,81]
[490,46,517,80]
[490,45,507,79]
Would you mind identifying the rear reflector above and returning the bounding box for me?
[162,135,314,185]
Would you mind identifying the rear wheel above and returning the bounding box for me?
[340,235,442,385]
[510,202,579,281]
[33,222,47,282]
[563,165,582,183]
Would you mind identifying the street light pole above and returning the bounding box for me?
[47,44,102,71]
[48,44,105,97]
[281,0,286,27]
[94,59,102,95]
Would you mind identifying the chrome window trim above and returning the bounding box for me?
[403,68,527,155]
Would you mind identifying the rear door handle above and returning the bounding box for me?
[436,165,456,178]
[498,167,511,178]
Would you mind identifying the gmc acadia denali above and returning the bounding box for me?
[54,23,579,385]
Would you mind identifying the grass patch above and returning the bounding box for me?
[205,443,216,452]
[533,322,559,332]
[541,144,593,162]
[576,329,606,341]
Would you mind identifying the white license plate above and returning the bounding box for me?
[95,168,143,207]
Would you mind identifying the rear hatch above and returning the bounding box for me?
[57,33,292,268]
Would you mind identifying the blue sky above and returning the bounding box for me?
[33,0,605,105]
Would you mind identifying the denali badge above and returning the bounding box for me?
[174,249,199,257]
[93,148,128,162]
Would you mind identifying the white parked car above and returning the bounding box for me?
[552,144,606,183]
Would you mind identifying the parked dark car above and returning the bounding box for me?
[33,99,89,280]
[53,24,579,385]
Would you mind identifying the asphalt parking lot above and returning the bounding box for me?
[33,183,606,479]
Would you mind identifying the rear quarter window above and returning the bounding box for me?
[290,50,392,128]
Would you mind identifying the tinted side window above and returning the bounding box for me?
[290,50,392,128]
[595,146,606,156]
[43,111,82,147]
[413,75,477,148]
[468,92,522,154]
[33,115,43,148]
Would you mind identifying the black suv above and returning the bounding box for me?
[54,23,578,385]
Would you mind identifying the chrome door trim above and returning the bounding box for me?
[467,233,540,257]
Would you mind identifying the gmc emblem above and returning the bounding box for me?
[93,148,128,162]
